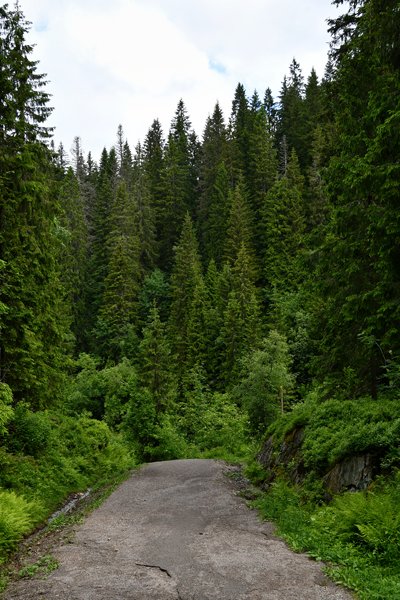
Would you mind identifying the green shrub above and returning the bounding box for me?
[9,405,52,456]
[314,474,400,565]
[0,384,13,437]
[0,491,39,562]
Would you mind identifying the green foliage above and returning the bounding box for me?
[0,384,13,436]
[234,330,294,435]
[253,474,400,599]
[0,491,39,562]
[66,355,139,426]
[18,554,59,578]
[268,390,400,474]
[178,366,248,456]
[9,405,52,457]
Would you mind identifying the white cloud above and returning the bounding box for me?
[20,0,339,160]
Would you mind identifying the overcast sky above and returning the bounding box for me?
[20,0,340,161]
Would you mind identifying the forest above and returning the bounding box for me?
[0,0,399,597]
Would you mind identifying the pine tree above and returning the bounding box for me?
[96,181,141,361]
[132,143,157,272]
[0,4,68,405]
[311,0,400,395]
[139,305,174,414]
[197,102,228,260]
[224,178,257,275]
[262,149,305,296]
[219,244,261,385]
[169,213,202,378]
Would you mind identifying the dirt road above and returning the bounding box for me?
[5,459,353,599]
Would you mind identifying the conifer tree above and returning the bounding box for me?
[247,98,278,259]
[85,147,118,343]
[220,244,261,385]
[169,213,202,378]
[96,181,140,360]
[139,305,174,414]
[224,178,257,276]
[311,0,400,395]
[228,83,251,185]
[202,161,230,266]
[159,101,198,269]
[276,59,307,170]
[262,149,305,296]
[132,143,157,272]
[0,4,68,404]
[197,102,228,260]
[143,119,165,250]
[58,167,89,349]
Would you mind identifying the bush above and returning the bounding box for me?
[0,384,13,437]
[9,405,52,457]
[0,491,39,562]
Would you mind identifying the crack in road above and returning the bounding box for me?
[134,562,172,578]
[135,563,186,600]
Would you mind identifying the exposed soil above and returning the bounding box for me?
[2,460,354,599]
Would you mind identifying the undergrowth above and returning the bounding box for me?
[252,474,400,599]
[0,408,135,566]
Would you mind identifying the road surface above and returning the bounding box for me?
[5,459,353,599]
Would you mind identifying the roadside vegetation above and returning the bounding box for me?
[0,2,399,598]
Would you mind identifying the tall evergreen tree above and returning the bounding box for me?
[276,59,307,170]
[159,101,198,269]
[132,143,157,272]
[227,83,251,185]
[220,244,261,385]
[95,181,140,361]
[143,119,165,252]
[311,0,400,395]
[58,167,89,349]
[262,149,305,296]
[169,213,202,378]
[197,102,228,260]
[139,305,174,414]
[0,4,68,405]
[224,178,257,275]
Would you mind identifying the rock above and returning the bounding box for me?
[323,453,377,494]
[258,427,380,496]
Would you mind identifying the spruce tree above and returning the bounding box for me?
[311,0,400,395]
[220,244,261,385]
[169,213,202,379]
[197,102,228,261]
[58,167,89,349]
[276,59,307,170]
[224,178,257,276]
[262,149,305,296]
[139,305,174,414]
[96,181,141,361]
[132,143,157,272]
[159,101,198,269]
[0,4,68,405]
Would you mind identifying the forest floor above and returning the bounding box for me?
[2,459,354,599]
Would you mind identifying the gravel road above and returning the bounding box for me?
[4,459,354,599]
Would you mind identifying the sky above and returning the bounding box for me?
[20,0,340,161]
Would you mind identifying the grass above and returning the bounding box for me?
[251,476,400,599]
